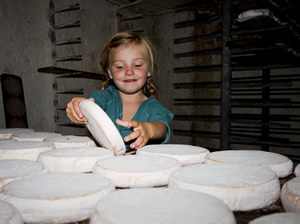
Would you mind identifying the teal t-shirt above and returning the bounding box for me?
[88,85,174,149]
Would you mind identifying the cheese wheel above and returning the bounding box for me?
[93,155,181,188]
[168,163,280,211]
[205,150,293,178]
[0,160,47,187]
[0,128,34,139]
[1,173,115,223]
[281,177,300,213]
[79,100,126,156]
[137,144,210,166]
[38,147,114,172]
[11,132,62,141]
[294,164,300,177]
[0,141,55,161]
[0,200,23,224]
[0,138,15,143]
[90,188,236,224]
[249,212,300,224]
[44,135,96,148]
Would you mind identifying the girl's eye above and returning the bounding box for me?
[115,65,124,69]
[135,64,142,67]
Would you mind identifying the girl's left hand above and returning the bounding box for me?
[116,119,151,149]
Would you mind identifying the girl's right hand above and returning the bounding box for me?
[66,97,94,124]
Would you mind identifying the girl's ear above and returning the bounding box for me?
[147,71,151,77]
[107,69,113,79]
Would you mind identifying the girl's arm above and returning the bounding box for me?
[116,119,167,149]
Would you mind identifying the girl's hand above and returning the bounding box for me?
[66,97,94,124]
[116,119,166,149]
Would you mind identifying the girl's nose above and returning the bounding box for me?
[126,66,134,76]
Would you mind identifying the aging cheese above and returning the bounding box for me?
[294,164,300,177]
[137,144,210,166]
[0,200,23,224]
[1,173,115,223]
[44,135,96,149]
[38,146,114,172]
[79,100,126,156]
[0,159,47,187]
[280,177,300,213]
[90,188,236,224]
[168,163,280,211]
[11,132,62,141]
[0,128,34,139]
[0,141,54,161]
[205,150,293,178]
[93,155,181,188]
[249,212,300,224]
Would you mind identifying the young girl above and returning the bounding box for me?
[66,31,174,150]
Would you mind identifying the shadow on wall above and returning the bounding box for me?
[1,74,28,128]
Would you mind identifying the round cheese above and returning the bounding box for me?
[11,132,62,141]
[44,135,96,148]
[294,164,300,177]
[0,200,23,224]
[38,146,114,172]
[249,212,300,224]
[137,144,210,166]
[205,150,293,178]
[79,100,126,156]
[281,177,300,213]
[168,163,280,211]
[1,173,115,223]
[90,188,236,224]
[0,128,34,139]
[93,155,181,188]
[0,160,47,187]
[0,141,55,161]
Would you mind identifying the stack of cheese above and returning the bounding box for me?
[38,146,114,173]
[44,135,96,149]
[168,163,280,211]
[137,144,210,166]
[1,173,115,223]
[90,188,236,224]
[93,155,181,188]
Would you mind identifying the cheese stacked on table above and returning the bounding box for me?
[205,150,293,178]
[38,146,114,172]
[281,177,300,213]
[90,188,236,224]
[1,173,115,223]
[168,163,280,211]
[44,135,96,148]
[93,155,181,188]
[137,144,210,166]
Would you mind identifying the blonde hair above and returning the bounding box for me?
[99,31,156,97]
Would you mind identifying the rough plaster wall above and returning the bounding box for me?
[0,0,54,131]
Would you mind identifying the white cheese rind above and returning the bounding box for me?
[44,135,96,148]
[0,200,23,224]
[0,160,47,187]
[249,212,300,224]
[0,141,55,161]
[38,147,114,172]
[168,163,280,211]
[0,173,115,223]
[294,164,300,177]
[137,144,210,166]
[93,155,181,188]
[0,128,34,139]
[11,132,62,141]
[79,100,126,156]
[280,177,300,213]
[90,188,236,224]
[205,150,293,178]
